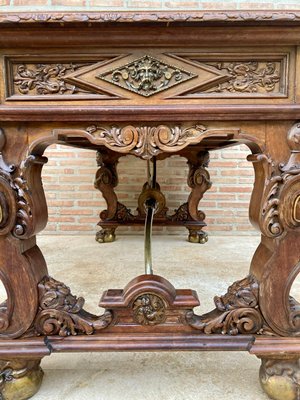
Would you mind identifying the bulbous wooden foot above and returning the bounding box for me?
[188,229,208,244]
[95,228,116,243]
[0,359,43,400]
[259,357,300,400]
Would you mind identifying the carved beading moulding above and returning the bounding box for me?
[1,11,300,24]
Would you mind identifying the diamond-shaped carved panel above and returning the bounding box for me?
[97,55,197,97]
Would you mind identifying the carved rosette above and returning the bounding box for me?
[34,276,112,337]
[186,275,267,335]
[86,124,207,160]
[132,294,166,326]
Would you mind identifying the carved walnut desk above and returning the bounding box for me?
[0,11,299,400]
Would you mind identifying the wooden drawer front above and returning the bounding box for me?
[2,48,294,105]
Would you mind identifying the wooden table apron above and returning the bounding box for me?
[0,11,299,400]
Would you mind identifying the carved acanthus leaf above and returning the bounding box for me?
[168,202,205,222]
[0,130,47,239]
[34,276,112,337]
[186,275,270,335]
[86,124,207,160]
[13,63,91,96]
[248,123,300,238]
[205,61,280,94]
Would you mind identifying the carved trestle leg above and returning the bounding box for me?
[94,149,130,243]
[0,128,49,399]
[171,150,211,243]
[0,128,114,399]
[247,122,300,400]
[184,123,300,399]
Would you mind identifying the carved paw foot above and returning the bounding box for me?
[96,228,116,243]
[188,229,208,244]
[259,357,300,400]
[0,359,43,400]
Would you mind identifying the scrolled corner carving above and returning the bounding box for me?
[11,155,47,239]
[169,202,205,222]
[186,275,270,335]
[248,122,300,238]
[0,132,48,239]
[85,124,208,160]
[34,276,112,337]
[100,202,134,223]
[277,122,300,231]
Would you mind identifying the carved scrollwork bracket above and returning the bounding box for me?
[0,131,47,239]
[51,125,239,161]
[248,122,300,238]
[86,124,208,160]
[186,275,272,335]
[34,276,113,337]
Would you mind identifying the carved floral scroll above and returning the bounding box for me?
[248,122,300,238]
[34,276,112,337]
[13,63,91,96]
[186,275,268,335]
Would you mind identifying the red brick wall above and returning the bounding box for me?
[42,144,255,236]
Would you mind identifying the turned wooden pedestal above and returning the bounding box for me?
[0,11,299,400]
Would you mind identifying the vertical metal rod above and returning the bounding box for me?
[144,157,157,275]
[144,198,155,275]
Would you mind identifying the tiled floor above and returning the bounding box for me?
[27,234,298,400]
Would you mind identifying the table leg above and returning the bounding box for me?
[94,149,128,243]
[184,150,212,243]
[247,122,300,399]
[0,128,49,398]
